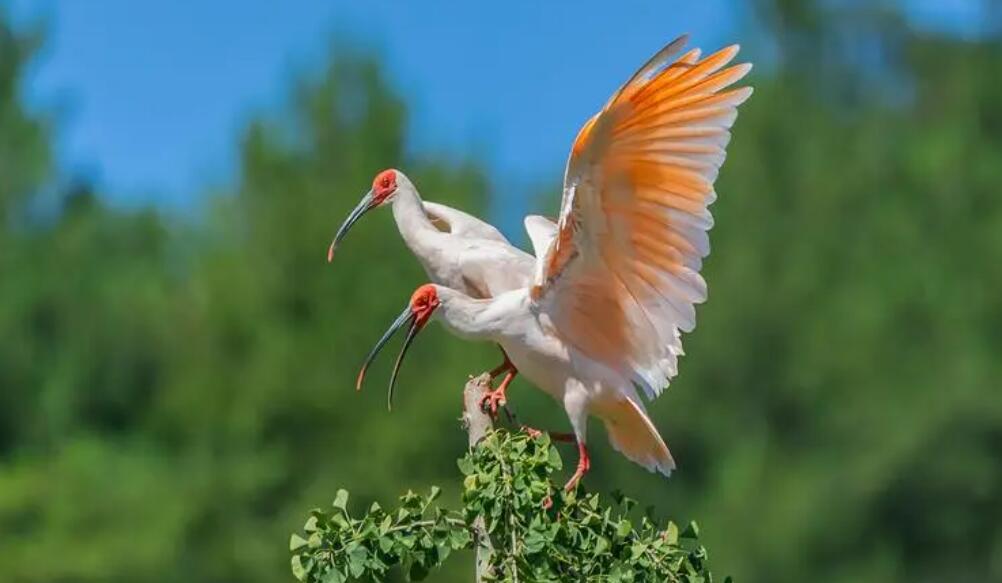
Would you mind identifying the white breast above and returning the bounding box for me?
[495,311,573,402]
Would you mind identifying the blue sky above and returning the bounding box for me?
[9,1,987,221]
[12,0,738,216]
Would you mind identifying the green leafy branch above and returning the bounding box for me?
[291,429,725,582]
[289,486,470,582]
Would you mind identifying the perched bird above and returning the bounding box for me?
[330,169,554,409]
[357,35,752,489]
[329,169,536,298]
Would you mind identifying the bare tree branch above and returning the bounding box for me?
[462,373,494,583]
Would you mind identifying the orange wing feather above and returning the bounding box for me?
[535,37,752,399]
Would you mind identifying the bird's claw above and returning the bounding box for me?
[523,427,543,439]
[479,389,507,417]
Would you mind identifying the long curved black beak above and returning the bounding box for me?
[328,190,375,262]
[355,305,426,411]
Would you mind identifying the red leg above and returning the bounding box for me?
[563,442,591,491]
[488,347,515,380]
[521,427,575,442]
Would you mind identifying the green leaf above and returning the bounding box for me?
[379,534,394,553]
[291,556,308,581]
[595,535,610,556]
[333,489,350,513]
[450,527,472,549]
[664,521,679,545]
[547,446,562,471]
[347,546,367,578]
[289,534,308,552]
[304,515,320,533]
[616,519,632,538]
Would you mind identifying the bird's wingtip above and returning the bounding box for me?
[657,458,676,479]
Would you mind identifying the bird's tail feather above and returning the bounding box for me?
[597,396,675,478]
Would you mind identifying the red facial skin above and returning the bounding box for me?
[410,284,440,327]
[372,169,397,204]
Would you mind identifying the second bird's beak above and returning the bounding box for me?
[356,304,428,411]
[328,190,376,262]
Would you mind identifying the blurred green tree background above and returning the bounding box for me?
[1,2,999,582]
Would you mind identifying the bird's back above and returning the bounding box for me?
[420,234,535,299]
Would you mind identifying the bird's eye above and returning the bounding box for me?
[381,177,391,188]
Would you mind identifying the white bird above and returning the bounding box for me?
[329,169,536,297]
[329,169,550,409]
[356,35,752,490]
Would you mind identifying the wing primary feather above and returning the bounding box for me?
[604,34,691,107]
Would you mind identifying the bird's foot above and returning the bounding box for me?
[521,426,575,442]
[481,364,516,418]
[563,443,591,492]
[523,426,543,439]
[479,387,508,417]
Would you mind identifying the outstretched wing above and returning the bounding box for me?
[533,36,752,400]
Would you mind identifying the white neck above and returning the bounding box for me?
[389,179,439,259]
[435,287,528,342]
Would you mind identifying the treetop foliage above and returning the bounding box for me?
[292,430,721,582]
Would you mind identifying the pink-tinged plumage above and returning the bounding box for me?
[354,35,752,489]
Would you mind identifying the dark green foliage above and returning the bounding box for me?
[292,431,719,582]
[0,14,50,224]
[290,487,468,582]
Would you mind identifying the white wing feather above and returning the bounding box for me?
[523,215,558,258]
[524,214,560,283]
[423,201,511,244]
